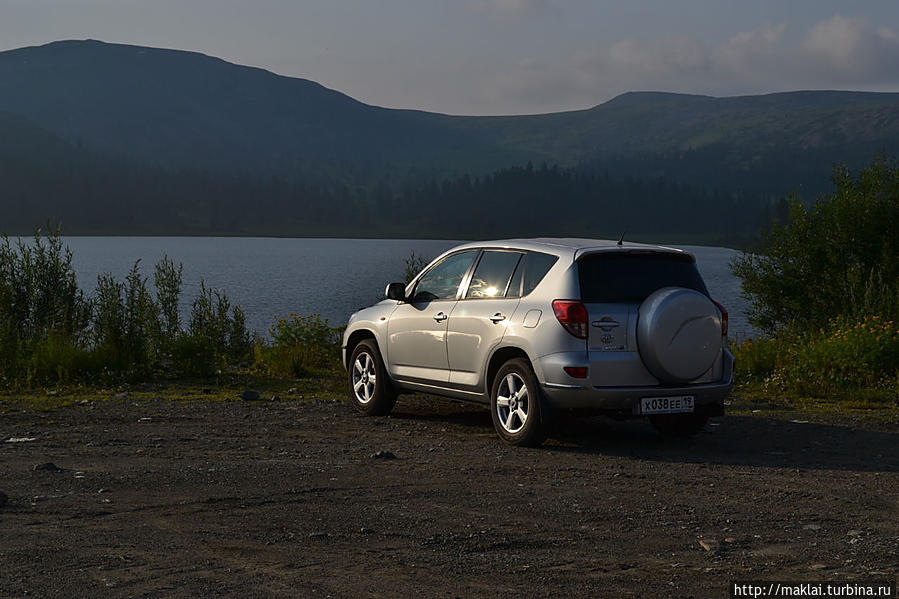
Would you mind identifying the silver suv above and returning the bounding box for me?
[342,238,734,446]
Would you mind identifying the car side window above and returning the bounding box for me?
[465,251,523,298]
[412,250,477,302]
[507,251,558,298]
[522,252,558,295]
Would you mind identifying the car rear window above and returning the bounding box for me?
[577,252,708,303]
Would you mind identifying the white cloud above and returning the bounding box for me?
[483,15,899,112]
[800,14,899,81]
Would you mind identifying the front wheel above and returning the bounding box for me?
[490,358,547,447]
[348,340,397,416]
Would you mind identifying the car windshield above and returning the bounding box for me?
[577,251,708,303]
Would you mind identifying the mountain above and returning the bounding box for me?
[1,39,898,241]
[2,40,899,190]
[0,39,530,181]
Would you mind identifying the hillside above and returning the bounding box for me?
[0,40,527,181]
[1,39,898,241]
[1,40,898,192]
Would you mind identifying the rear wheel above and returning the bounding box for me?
[490,358,547,447]
[348,340,397,416]
[648,411,709,438]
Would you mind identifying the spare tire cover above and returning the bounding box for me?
[637,287,722,384]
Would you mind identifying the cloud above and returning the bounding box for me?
[470,0,551,24]
[485,15,899,112]
[800,15,899,81]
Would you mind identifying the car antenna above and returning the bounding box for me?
[617,229,627,246]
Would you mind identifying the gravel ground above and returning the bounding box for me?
[1,394,897,598]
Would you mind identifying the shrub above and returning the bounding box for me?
[170,333,219,378]
[733,316,899,399]
[154,254,183,355]
[0,229,251,387]
[261,313,341,377]
[25,332,94,387]
[0,229,90,381]
[403,251,429,284]
[732,156,899,334]
[187,281,250,371]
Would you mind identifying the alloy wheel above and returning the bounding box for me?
[352,352,377,404]
[495,372,528,433]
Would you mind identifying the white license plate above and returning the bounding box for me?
[641,395,695,414]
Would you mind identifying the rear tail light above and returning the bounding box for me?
[711,299,728,337]
[563,366,588,378]
[552,300,588,339]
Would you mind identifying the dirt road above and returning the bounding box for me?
[1,393,897,598]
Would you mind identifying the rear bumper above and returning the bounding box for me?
[540,349,734,413]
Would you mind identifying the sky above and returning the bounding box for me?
[2,0,898,115]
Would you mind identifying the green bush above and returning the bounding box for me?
[154,254,183,354]
[170,333,219,378]
[733,316,899,399]
[0,229,90,381]
[732,156,899,334]
[732,156,898,402]
[0,230,250,388]
[25,332,95,387]
[260,313,341,377]
[186,281,250,372]
[403,251,429,284]
[0,230,346,388]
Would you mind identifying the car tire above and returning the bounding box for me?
[490,358,547,447]
[648,411,709,438]
[348,340,397,416]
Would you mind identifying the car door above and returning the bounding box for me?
[447,249,524,390]
[386,250,478,384]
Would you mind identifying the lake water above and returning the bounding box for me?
[57,237,758,340]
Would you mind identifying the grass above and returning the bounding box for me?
[731,315,898,403]
[729,314,899,427]
[0,369,346,415]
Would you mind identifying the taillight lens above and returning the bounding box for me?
[563,366,588,378]
[552,300,588,339]
[712,299,728,337]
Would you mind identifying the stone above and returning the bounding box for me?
[372,450,397,460]
[699,539,720,553]
[33,462,64,472]
[240,390,261,401]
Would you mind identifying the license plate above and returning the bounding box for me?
[641,395,695,414]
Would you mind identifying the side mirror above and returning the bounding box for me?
[385,282,407,302]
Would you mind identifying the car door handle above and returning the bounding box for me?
[592,320,620,328]
[433,312,448,322]
[489,313,506,323]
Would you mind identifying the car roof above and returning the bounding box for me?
[449,237,693,261]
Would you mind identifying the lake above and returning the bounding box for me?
[57,237,758,340]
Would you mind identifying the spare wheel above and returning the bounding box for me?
[637,287,722,384]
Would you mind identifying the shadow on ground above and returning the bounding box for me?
[389,395,899,473]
